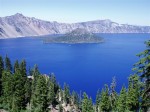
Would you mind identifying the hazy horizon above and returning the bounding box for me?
[0,0,149,26]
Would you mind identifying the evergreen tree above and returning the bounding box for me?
[1,71,14,110]
[82,92,94,112]
[116,86,126,112]
[133,40,150,110]
[50,73,59,94]
[31,64,40,91]
[63,83,70,104]
[0,56,4,97]
[71,91,80,108]
[24,78,32,108]
[14,60,19,73]
[126,74,140,111]
[99,84,111,111]
[5,55,12,72]
[110,77,117,111]
[13,70,27,111]
[20,60,27,77]
[88,98,94,112]
[48,73,59,107]
[32,75,48,112]
[95,89,101,112]
[59,89,64,103]
[30,65,40,110]
[47,76,55,106]
[2,55,149,112]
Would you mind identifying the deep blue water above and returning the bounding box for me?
[0,33,149,100]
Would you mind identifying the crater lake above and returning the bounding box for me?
[0,33,149,100]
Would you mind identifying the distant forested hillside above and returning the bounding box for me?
[43,28,103,44]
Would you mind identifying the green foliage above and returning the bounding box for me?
[50,73,59,94]
[63,83,70,104]
[11,60,28,111]
[0,56,4,97]
[47,76,55,105]
[99,84,111,111]
[71,91,80,108]
[117,86,126,112]
[31,65,40,92]
[48,73,59,106]
[5,55,12,72]
[82,92,94,112]
[12,70,27,111]
[110,77,118,111]
[14,60,19,73]
[31,75,48,112]
[126,74,140,111]
[20,60,27,77]
[95,89,101,112]
[24,78,32,108]
[1,71,14,110]
[30,65,40,111]
[133,40,150,110]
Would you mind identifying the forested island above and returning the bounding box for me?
[43,28,103,44]
[0,40,150,112]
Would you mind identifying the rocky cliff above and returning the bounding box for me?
[0,13,150,38]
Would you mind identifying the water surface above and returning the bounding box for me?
[0,33,149,100]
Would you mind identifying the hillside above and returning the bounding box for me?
[43,28,103,43]
[0,13,150,38]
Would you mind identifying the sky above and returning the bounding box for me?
[0,0,150,26]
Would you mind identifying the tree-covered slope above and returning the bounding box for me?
[43,28,103,44]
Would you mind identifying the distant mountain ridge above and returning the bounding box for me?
[0,13,150,38]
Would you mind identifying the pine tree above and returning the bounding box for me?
[71,91,80,108]
[47,73,59,107]
[99,84,111,111]
[14,60,19,73]
[126,74,140,111]
[31,64,40,92]
[59,89,64,104]
[20,60,27,77]
[133,40,150,110]
[1,71,14,110]
[116,86,126,112]
[88,98,94,112]
[30,65,40,110]
[81,92,88,112]
[13,70,27,111]
[47,76,55,106]
[32,75,48,112]
[63,83,70,104]
[50,73,59,94]
[0,56,4,97]
[24,78,32,108]
[82,92,94,112]
[110,77,117,111]
[5,55,12,72]
[95,89,101,112]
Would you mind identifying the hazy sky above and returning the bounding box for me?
[0,0,149,25]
